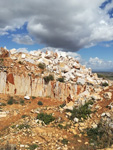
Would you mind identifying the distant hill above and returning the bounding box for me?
[93,72,113,80]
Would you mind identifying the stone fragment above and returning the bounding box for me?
[73,117,79,123]
[64,101,74,111]
[0,111,7,118]
[24,96,30,100]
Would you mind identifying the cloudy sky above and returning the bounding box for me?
[0,0,113,71]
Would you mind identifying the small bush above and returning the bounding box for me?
[14,101,19,104]
[28,144,38,150]
[0,58,4,65]
[11,125,16,129]
[101,82,108,87]
[59,103,66,108]
[86,120,113,148]
[18,124,30,130]
[67,100,93,121]
[1,103,6,106]
[38,63,46,69]
[20,99,24,105]
[7,97,14,105]
[57,77,64,82]
[38,101,43,105]
[21,115,28,118]
[61,139,68,145]
[58,124,64,129]
[43,74,54,84]
[37,113,55,125]
[31,96,36,99]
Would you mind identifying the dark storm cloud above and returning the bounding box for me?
[0,0,113,51]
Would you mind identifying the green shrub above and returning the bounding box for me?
[67,100,93,120]
[28,144,38,150]
[20,99,24,105]
[37,113,55,125]
[21,115,28,118]
[11,125,16,129]
[38,101,43,105]
[59,103,66,108]
[61,138,68,145]
[86,121,113,148]
[101,82,108,87]
[57,77,64,82]
[7,97,14,105]
[0,58,4,65]
[18,124,30,130]
[14,101,19,104]
[31,96,36,99]
[38,63,46,69]
[58,124,64,129]
[43,74,54,84]
[1,103,6,106]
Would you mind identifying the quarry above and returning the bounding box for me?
[0,47,113,150]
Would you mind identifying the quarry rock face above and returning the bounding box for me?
[0,47,9,58]
[0,47,110,103]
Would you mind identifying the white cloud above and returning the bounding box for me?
[0,0,113,51]
[86,57,113,71]
[12,34,34,45]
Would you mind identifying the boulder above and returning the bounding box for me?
[10,48,17,54]
[74,117,79,123]
[21,54,26,59]
[64,101,74,111]
[77,78,86,85]
[24,96,30,100]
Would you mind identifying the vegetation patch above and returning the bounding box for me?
[0,103,6,106]
[7,97,15,105]
[0,58,4,65]
[11,125,16,129]
[58,123,71,130]
[37,112,55,125]
[59,103,66,108]
[101,82,109,87]
[97,72,113,81]
[38,63,46,69]
[61,138,69,145]
[43,74,54,84]
[18,124,30,130]
[38,101,43,105]
[21,115,28,118]
[66,100,93,121]
[31,96,36,99]
[28,144,38,150]
[86,121,113,148]
[20,99,25,105]
[57,77,64,82]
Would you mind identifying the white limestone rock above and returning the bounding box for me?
[77,78,86,85]
[74,117,79,123]
[24,96,30,100]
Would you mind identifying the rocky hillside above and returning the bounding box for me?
[0,47,113,150]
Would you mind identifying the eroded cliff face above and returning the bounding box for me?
[0,71,79,101]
